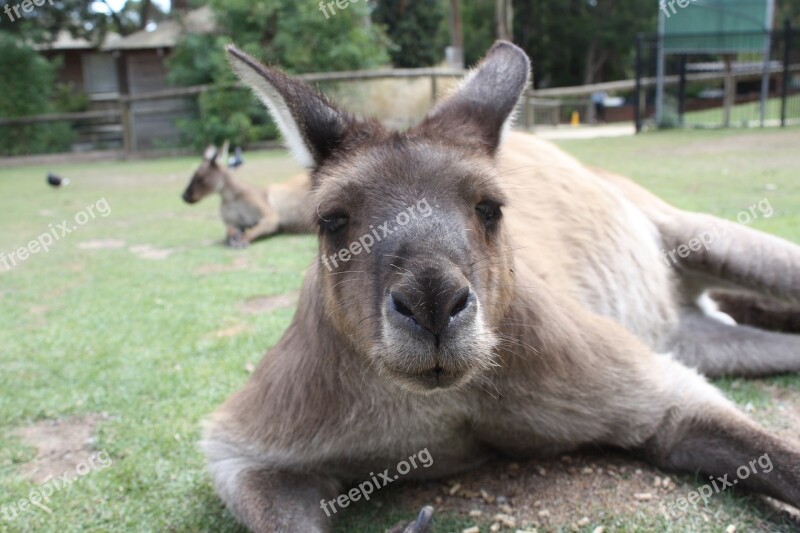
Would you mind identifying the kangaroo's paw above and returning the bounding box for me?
[227,233,249,249]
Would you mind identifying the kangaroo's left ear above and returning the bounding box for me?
[418,41,531,156]
[203,145,219,165]
[226,45,353,169]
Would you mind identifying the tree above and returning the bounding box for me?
[495,0,512,41]
[776,0,800,26]
[0,32,74,155]
[513,0,656,88]
[373,0,448,68]
[448,0,463,67]
[460,0,494,67]
[167,0,390,149]
[206,0,389,74]
[0,0,166,44]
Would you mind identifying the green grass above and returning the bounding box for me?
[1,127,799,532]
[683,94,800,127]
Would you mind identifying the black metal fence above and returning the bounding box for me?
[634,22,799,131]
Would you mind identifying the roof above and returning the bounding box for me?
[32,30,121,51]
[102,6,216,51]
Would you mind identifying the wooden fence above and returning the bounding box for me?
[0,68,467,158]
[2,62,798,159]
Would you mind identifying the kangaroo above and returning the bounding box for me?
[201,42,800,532]
[711,291,800,334]
[182,144,312,247]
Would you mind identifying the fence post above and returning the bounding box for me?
[781,20,792,128]
[722,54,735,128]
[431,75,438,104]
[524,92,532,128]
[677,54,687,127]
[634,33,643,133]
[121,98,134,157]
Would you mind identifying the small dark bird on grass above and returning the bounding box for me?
[228,147,244,169]
[47,173,70,187]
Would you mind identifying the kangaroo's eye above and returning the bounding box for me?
[320,214,349,234]
[476,201,502,228]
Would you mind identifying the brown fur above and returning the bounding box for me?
[182,144,312,247]
[711,291,800,333]
[201,42,800,532]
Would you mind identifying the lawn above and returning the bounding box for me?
[683,94,800,127]
[1,127,798,532]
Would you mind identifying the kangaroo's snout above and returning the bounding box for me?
[386,283,474,346]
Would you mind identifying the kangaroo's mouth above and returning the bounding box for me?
[379,359,473,392]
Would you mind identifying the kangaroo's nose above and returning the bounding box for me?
[387,283,474,344]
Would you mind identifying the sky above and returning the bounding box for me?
[92,0,172,15]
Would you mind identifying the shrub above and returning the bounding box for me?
[0,32,75,156]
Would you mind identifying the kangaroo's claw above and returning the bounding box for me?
[227,234,249,249]
[402,505,434,533]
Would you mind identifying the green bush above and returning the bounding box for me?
[372,0,448,68]
[176,87,278,151]
[0,32,75,156]
[166,0,390,151]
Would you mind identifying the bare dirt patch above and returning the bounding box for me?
[195,256,250,275]
[78,239,126,250]
[239,292,300,314]
[129,244,176,260]
[79,238,180,261]
[392,453,677,531]
[14,414,106,484]
[392,448,799,531]
[209,323,252,339]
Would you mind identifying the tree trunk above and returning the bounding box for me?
[138,0,153,30]
[171,0,190,14]
[449,0,464,68]
[496,0,513,40]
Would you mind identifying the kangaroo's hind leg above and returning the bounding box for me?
[668,309,800,378]
[659,212,800,305]
[711,291,800,334]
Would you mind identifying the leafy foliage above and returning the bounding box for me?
[514,0,656,87]
[176,87,278,150]
[207,0,389,73]
[459,0,494,68]
[167,0,389,149]
[0,32,74,155]
[0,0,166,45]
[373,0,448,68]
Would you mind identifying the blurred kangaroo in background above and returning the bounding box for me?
[182,143,312,247]
[201,42,800,532]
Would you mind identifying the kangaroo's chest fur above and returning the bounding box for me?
[220,193,265,230]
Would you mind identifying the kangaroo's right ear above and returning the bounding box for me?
[219,140,230,168]
[226,45,351,169]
